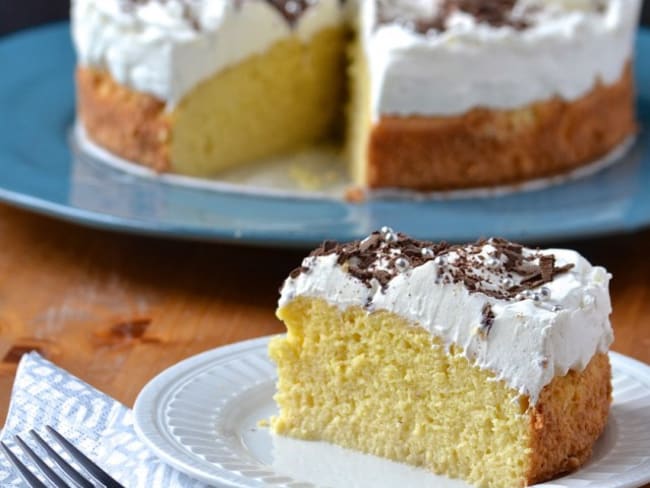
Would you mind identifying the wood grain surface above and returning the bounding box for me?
[0,203,648,485]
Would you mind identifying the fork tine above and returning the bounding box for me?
[46,426,125,488]
[14,435,72,488]
[0,441,48,488]
[30,430,94,488]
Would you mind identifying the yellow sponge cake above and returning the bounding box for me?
[347,0,640,190]
[73,0,346,175]
[72,0,641,190]
[270,229,613,487]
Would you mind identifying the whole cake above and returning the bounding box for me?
[269,229,613,487]
[72,0,641,190]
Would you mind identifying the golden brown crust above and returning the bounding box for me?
[78,60,636,190]
[367,64,636,190]
[76,67,171,172]
[526,353,612,485]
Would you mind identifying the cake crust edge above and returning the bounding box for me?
[366,64,636,190]
[76,67,172,172]
[527,352,612,485]
[77,57,636,192]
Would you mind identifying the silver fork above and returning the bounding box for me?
[0,425,125,488]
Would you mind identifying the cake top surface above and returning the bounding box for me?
[72,0,344,104]
[280,229,613,403]
[363,0,639,117]
[299,230,574,301]
[116,0,318,28]
[375,0,611,35]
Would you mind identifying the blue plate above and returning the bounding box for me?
[1,22,649,248]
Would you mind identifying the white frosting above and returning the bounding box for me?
[72,0,640,117]
[71,0,344,106]
[362,0,641,118]
[279,240,613,404]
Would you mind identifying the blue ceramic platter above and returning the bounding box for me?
[1,22,649,248]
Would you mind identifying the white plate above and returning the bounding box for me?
[133,336,650,488]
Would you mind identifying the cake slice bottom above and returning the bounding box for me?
[270,297,611,488]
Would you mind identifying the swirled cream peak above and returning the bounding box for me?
[71,0,344,105]
[364,0,641,117]
[279,230,613,404]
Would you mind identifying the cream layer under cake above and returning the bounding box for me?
[270,229,613,487]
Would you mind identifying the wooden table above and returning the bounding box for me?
[0,203,649,485]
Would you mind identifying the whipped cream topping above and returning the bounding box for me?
[363,0,641,118]
[72,0,640,116]
[72,0,344,106]
[279,230,613,404]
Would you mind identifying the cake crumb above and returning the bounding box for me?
[345,186,367,203]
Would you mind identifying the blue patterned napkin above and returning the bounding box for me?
[0,352,208,487]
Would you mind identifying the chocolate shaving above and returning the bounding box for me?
[359,233,381,252]
[514,255,574,293]
[380,0,530,35]
[539,255,555,282]
[289,266,310,279]
[298,232,575,301]
[310,231,449,290]
[374,270,393,288]
[449,0,527,29]
[480,303,496,337]
[267,0,313,24]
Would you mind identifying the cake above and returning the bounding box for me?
[269,229,613,487]
[349,0,641,190]
[72,0,347,174]
[72,0,641,190]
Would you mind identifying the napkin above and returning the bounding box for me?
[0,352,208,487]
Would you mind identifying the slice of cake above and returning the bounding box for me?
[72,0,346,175]
[348,0,641,190]
[269,229,613,487]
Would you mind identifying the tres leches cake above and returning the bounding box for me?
[269,229,613,487]
[72,0,641,190]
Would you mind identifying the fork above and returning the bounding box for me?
[0,425,125,488]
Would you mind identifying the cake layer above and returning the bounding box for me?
[170,27,346,175]
[279,231,613,403]
[76,27,347,174]
[361,64,636,189]
[270,296,611,487]
[362,0,641,118]
[72,0,345,106]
